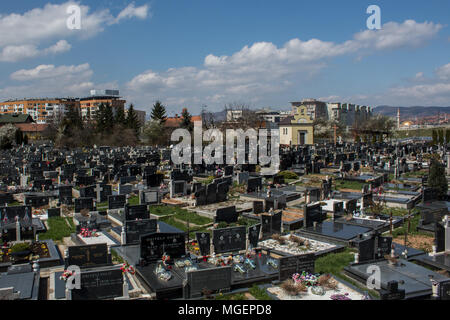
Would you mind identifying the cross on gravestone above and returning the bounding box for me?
[94,184,103,202]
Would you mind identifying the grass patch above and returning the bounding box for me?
[96,201,108,209]
[128,195,140,206]
[150,205,212,225]
[315,249,380,299]
[39,217,76,241]
[215,292,248,300]
[402,170,428,178]
[315,248,355,275]
[8,201,22,206]
[249,285,273,300]
[334,179,366,191]
[391,213,429,237]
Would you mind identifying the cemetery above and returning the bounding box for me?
[0,140,447,301]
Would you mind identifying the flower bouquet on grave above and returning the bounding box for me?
[161,253,171,268]
[266,258,278,269]
[330,293,352,300]
[174,259,185,268]
[244,257,256,269]
[60,270,74,281]
[232,255,244,264]
[155,263,172,281]
[292,271,319,287]
[233,263,246,274]
[120,262,135,275]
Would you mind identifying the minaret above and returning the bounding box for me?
[397,108,400,129]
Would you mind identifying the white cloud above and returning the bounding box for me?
[10,63,92,81]
[436,63,450,81]
[125,19,443,112]
[0,1,151,62]
[114,3,150,24]
[386,62,450,105]
[0,63,113,100]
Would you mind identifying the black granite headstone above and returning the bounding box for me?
[195,232,211,257]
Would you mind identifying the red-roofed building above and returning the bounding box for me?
[164,108,201,128]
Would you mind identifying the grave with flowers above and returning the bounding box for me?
[266,271,368,300]
[50,243,135,300]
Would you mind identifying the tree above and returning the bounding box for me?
[180,108,193,131]
[142,121,168,146]
[103,103,114,132]
[114,106,126,126]
[150,101,167,124]
[23,134,28,145]
[438,129,444,145]
[62,105,83,133]
[126,104,141,136]
[428,159,448,199]
[0,124,18,149]
[95,103,106,133]
[15,128,24,145]
[446,129,450,145]
[432,129,438,145]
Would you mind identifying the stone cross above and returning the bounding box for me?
[94,184,103,203]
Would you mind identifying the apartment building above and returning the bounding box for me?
[79,90,126,120]
[0,98,79,124]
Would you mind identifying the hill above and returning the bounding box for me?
[374,106,450,118]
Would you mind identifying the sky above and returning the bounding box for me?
[0,0,449,116]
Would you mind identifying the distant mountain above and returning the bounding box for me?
[374,106,450,118]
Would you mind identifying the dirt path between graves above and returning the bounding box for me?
[393,234,434,253]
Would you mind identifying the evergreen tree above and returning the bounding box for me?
[428,159,448,199]
[15,128,23,145]
[114,106,126,126]
[62,105,83,132]
[432,130,438,145]
[438,129,444,145]
[126,104,140,135]
[95,103,107,133]
[180,108,193,131]
[446,129,450,145]
[150,101,167,124]
[104,103,114,131]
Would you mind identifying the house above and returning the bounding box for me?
[0,114,34,125]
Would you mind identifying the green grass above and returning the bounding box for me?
[315,249,380,299]
[401,170,428,178]
[215,292,248,300]
[334,179,366,191]
[158,215,210,239]
[391,213,431,237]
[150,205,212,225]
[40,217,76,241]
[159,216,188,231]
[249,285,273,300]
[394,128,437,139]
[128,195,140,206]
[175,210,212,226]
[315,249,355,275]
[8,201,22,206]
[96,201,108,209]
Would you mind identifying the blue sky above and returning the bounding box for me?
[0,0,449,115]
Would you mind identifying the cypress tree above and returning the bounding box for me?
[428,159,448,199]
